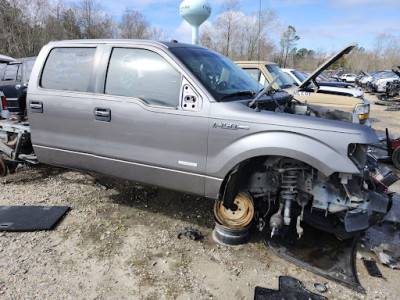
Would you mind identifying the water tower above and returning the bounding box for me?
[180,0,211,45]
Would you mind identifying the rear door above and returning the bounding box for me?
[90,46,209,194]
[28,46,98,171]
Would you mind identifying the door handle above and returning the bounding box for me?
[94,108,111,122]
[95,110,110,117]
[29,101,43,113]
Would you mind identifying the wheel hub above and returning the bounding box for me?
[214,192,254,229]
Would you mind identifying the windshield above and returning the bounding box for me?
[170,47,262,101]
[266,64,296,89]
[291,69,308,82]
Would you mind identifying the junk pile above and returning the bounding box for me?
[375,96,400,111]
[360,195,400,270]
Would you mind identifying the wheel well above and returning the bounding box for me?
[218,155,314,209]
[219,156,274,209]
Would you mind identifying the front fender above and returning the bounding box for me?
[206,131,359,179]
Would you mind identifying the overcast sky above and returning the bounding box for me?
[76,0,400,51]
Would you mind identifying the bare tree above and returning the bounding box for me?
[146,27,166,40]
[76,0,114,39]
[342,34,400,73]
[118,9,149,39]
[240,9,276,60]
[61,7,82,39]
[0,0,27,57]
[200,5,276,61]
[216,0,240,57]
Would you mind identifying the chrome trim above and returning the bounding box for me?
[178,161,198,167]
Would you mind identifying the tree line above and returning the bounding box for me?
[1,0,399,73]
[0,0,164,58]
[200,1,400,73]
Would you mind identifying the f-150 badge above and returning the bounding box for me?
[213,122,249,130]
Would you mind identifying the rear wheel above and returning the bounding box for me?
[214,192,254,229]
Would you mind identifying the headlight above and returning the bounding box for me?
[355,103,370,123]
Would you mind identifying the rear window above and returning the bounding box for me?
[41,48,95,92]
[242,68,261,82]
[3,64,20,81]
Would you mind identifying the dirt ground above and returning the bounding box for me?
[0,93,399,300]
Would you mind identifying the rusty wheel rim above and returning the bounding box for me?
[214,192,254,229]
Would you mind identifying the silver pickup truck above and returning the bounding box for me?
[16,39,393,239]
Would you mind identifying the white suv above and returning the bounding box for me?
[340,74,356,83]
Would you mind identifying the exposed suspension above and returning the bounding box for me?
[269,169,300,238]
[280,170,299,226]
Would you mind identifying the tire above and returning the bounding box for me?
[0,156,7,177]
[212,221,251,246]
[392,147,400,170]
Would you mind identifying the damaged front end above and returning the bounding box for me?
[220,148,397,240]
[304,156,394,239]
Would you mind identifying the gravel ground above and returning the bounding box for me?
[0,93,399,299]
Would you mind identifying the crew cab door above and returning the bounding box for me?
[28,47,98,171]
[90,46,209,195]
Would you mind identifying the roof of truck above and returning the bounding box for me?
[235,61,277,65]
[46,39,203,50]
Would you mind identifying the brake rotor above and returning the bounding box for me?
[214,192,254,229]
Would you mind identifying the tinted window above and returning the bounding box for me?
[3,64,20,81]
[105,48,181,107]
[41,48,95,92]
